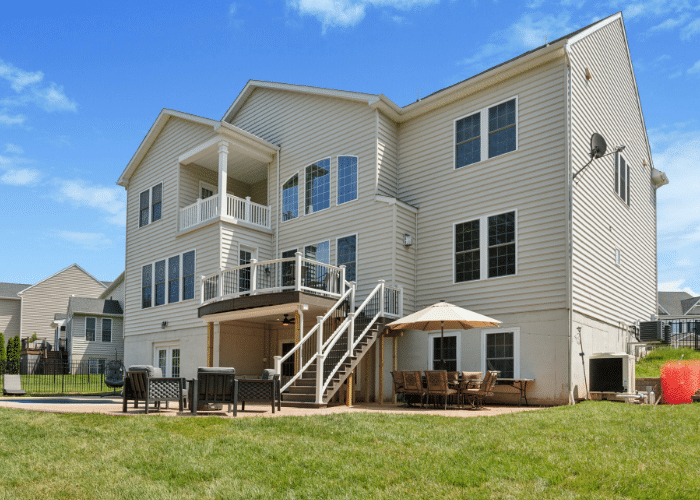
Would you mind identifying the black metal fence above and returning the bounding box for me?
[1,359,122,395]
[659,320,700,350]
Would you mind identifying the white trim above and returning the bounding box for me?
[374,195,418,214]
[153,342,181,378]
[99,271,124,300]
[614,152,631,206]
[199,180,218,198]
[141,249,196,309]
[281,171,300,223]
[335,233,359,284]
[304,157,332,216]
[427,331,461,371]
[138,181,164,229]
[567,12,622,46]
[101,318,113,343]
[614,249,621,266]
[17,264,107,296]
[453,209,518,284]
[85,317,96,342]
[481,327,520,378]
[336,154,359,206]
[453,95,519,171]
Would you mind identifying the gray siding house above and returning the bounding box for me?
[118,13,667,405]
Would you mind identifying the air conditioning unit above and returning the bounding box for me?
[589,353,635,394]
[639,321,663,342]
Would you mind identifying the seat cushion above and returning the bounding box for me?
[197,367,235,375]
[128,365,162,378]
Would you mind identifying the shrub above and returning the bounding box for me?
[0,332,5,365]
[7,335,20,374]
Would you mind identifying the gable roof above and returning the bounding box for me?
[0,282,31,299]
[658,291,695,316]
[17,264,106,296]
[681,297,700,315]
[99,271,124,300]
[68,297,123,316]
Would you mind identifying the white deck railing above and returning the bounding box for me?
[200,253,345,305]
[180,194,271,231]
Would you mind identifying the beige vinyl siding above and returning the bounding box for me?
[377,112,399,197]
[19,266,106,342]
[0,298,21,338]
[231,88,396,302]
[221,225,274,269]
[101,280,125,309]
[69,314,124,362]
[179,164,266,210]
[569,19,656,326]
[124,117,220,337]
[398,58,569,316]
[394,204,417,314]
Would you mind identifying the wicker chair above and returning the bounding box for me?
[425,370,458,410]
[191,367,238,416]
[462,370,498,409]
[123,365,185,414]
[101,360,124,397]
[237,369,281,413]
[402,371,426,408]
[458,371,483,408]
[390,371,405,398]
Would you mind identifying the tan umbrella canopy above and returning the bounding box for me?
[387,301,500,369]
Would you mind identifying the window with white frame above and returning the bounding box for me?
[282,174,299,221]
[482,328,520,379]
[305,159,331,214]
[142,251,196,308]
[139,183,163,227]
[305,241,330,287]
[101,318,112,342]
[155,345,180,377]
[199,181,216,200]
[337,235,357,282]
[455,211,516,283]
[85,317,96,341]
[337,156,358,205]
[281,248,297,287]
[429,333,459,371]
[89,358,106,375]
[615,152,630,205]
[614,249,621,266]
[455,98,517,169]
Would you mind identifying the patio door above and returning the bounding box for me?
[154,344,180,377]
[239,246,257,292]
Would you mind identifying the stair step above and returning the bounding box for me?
[281,401,327,409]
[282,393,315,402]
[288,386,315,394]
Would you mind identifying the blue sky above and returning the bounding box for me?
[1,0,698,294]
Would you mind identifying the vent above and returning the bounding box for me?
[639,321,663,342]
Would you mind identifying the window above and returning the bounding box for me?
[199,181,216,200]
[305,241,330,287]
[487,212,516,278]
[304,241,330,264]
[615,152,630,205]
[155,260,166,306]
[430,334,459,371]
[282,174,299,221]
[337,156,358,205]
[282,249,297,287]
[614,249,621,266]
[337,235,357,282]
[305,159,331,214]
[139,183,163,227]
[89,359,106,375]
[142,251,195,308]
[154,345,180,377]
[101,318,112,342]
[168,255,180,303]
[455,97,517,169]
[239,248,253,292]
[482,328,520,379]
[85,317,96,341]
[455,211,516,283]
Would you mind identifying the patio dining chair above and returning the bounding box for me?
[462,370,498,409]
[237,369,281,413]
[458,371,483,407]
[191,367,238,416]
[391,371,405,398]
[402,371,426,408]
[425,370,458,410]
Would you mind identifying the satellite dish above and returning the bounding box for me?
[590,133,607,159]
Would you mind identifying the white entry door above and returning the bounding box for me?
[154,344,180,377]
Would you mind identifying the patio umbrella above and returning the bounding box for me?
[387,301,500,370]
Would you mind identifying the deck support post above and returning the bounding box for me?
[378,332,384,404]
[218,141,228,218]
[392,336,398,404]
[346,369,353,407]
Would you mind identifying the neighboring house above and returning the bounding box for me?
[118,13,667,405]
[655,291,700,348]
[0,282,31,339]
[17,264,107,346]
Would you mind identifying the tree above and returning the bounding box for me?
[0,332,6,365]
[7,335,20,374]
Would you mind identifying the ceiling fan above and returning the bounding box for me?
[281,314,295,326]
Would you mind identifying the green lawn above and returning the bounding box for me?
[0,373,108,395]
[636,347,700,378]
[0,402,699,499]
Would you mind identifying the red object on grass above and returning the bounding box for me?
[661,360,700,404]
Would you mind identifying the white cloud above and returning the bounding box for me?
[0,168,42,186]
[688,60,700,74]
[649,15,689,32]
[4,143,23,154]
[54,179,126,226]
[658,280,698,296]
[0,59,77,120]
[287,0,438,31]
[228,2,244,29]
[55,230,113,251]
[680,17,700,40]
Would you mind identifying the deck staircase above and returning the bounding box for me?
[275,280,402,407]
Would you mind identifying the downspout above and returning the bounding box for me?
[564,43,574,405]
[276,149,280,259]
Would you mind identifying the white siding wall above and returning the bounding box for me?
[377,112,399,197]
[19,266,106,343]
[0,299,21,339]
[399,58,569,316]
[69,314,124,363]
[569,19,657,327]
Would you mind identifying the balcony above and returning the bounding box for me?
[180,194,271,231]
[200,254,346,305]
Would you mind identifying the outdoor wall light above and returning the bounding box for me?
[161,321,168,328]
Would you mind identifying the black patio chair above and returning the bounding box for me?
[101,360,124,397]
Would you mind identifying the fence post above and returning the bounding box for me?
[274,355,282,375]
[379,280,385,317]
[250,259,258,295]
[295,252,302,291]
[339,265,346,294]
[348,312,355,351]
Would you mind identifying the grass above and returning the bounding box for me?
[636,347,700,378]
[0,373,109,395]
[0,402,699,499]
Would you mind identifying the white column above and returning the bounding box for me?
[218,141,229,218]
[213,322,221,367]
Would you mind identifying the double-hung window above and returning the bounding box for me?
[482,328,520,379]
[337,235,357,282]
[282,174,299,221]
[455,211,516,282]
[305,159,331,214]
[85,317,96,341]
[430,334,459,371]
[142,251,196,308]
[139,183,163,227]
[101,318,112,342]
[337,156,358,205]
[455,97,517,169]
[615,152,630,205]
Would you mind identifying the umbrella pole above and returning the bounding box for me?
[441,323,445,370]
